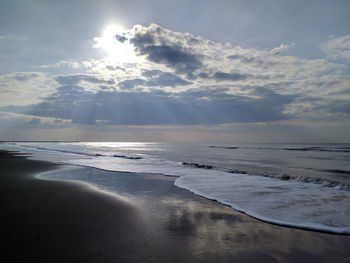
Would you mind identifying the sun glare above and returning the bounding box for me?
[95,24,136,63]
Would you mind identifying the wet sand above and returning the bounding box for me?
[1,150,350,262]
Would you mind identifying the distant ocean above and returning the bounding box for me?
[2,142,350,234]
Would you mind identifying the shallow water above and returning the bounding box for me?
[2,141,350,233]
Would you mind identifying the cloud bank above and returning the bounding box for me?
[322,36,350,62]
[1,24,350,141]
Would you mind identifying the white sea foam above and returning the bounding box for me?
[174,172,350,234]
[0,142,86,162]
[64,157,350,234]
[1,142,350,234]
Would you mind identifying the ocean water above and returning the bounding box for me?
[1,141,350,234]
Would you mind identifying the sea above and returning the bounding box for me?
[1,141,350,234]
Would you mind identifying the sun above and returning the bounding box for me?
[94,24,136,63]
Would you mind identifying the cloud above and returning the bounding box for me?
[1,82,296,125]
[130,24,203,78]
[322,36,350,62]
[28,117,41,125]
[2,72,42,82]
[118,78,146,90]
[1,24,350,132]
[213,71,248,82]
[0,111,71,131]
[118,70,191,90]
[142,70,191,87]
[270,43,295,55]
[12,73,40,81]
[0,72,56,106]
[55,74,115,85]
[313,98,350,118]
[115,34,128,43]
[106,65,126,71]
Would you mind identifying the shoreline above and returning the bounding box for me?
[1,150,350,262]
[40,162,350,236]
[0,150,149,262]
[175,179,350,236]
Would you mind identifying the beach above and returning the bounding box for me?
[1,149,350,263]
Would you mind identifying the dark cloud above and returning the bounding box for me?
[136,45,202,78]
[213,71,249,82]
[99,85,112,90]
[130,25,203,78]
[198,72,209,79]
[141,69,162,77]
[2,83,296,125]
[118,78,146,90]
[131,30,155,46]
[115,34,128,43]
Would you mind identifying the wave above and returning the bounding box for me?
[283,147,350,153]
[112,154,142,160]
[209,146,240,149]
[182,162,215,169]
[7,144,143,160]
[3,142,350,235]
[322,169,350,176]
[182,162,350,191]
[209,145,350,153]
[47,154,350,235]
[174,178,350,235]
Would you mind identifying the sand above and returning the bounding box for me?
[1,150,350,262]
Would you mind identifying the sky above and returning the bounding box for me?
[0,0,350,142]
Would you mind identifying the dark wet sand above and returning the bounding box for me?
[1,150,350,263]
